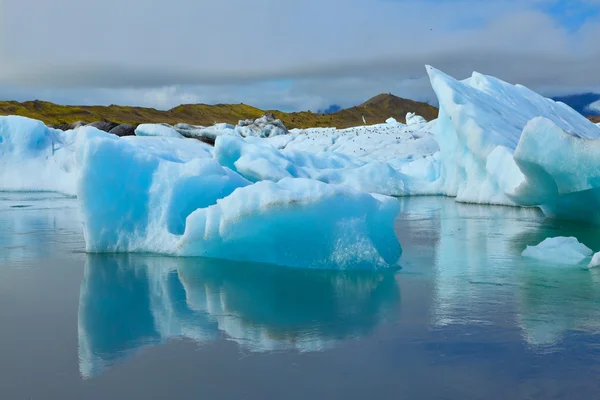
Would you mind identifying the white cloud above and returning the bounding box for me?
[587,100,600,114]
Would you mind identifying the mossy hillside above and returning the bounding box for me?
[0,94,440,129]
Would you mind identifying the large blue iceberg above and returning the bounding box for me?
[76,131,402,268]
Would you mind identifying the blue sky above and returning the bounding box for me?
[1,0,599,111]
[540,0,600,30]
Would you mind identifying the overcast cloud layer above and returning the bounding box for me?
[1,0,600,111]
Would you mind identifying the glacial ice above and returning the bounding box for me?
[278,119,439,166]
[77,132,401,268]
[5,64,600,266]
[176,123,238,142]
[172,114,287,142]
[511,117,600,224]
[426,65,600,205]
[77,131,250,253]
[0,116,78,194]
[178,178,401,268]
[589,252,600,269]
[405,112,427,126]
[135,123,184,138]
[214,135,417,196]
[237,113,288,137]
[522,237,593,265]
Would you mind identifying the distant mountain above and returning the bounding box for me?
[321,93,439,126]
[552,93,600,116]
[318,104,342,114]
[0,94,439,129]
[3,93,594,129]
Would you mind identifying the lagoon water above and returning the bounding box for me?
[2,193,600,399]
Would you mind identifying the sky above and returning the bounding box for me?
[1,0,600,111]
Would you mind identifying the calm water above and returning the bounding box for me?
[2,194,600,399]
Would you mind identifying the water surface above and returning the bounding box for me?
[1,194,600,399]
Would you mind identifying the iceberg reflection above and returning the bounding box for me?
[517,266,600,348]
[408,197,600,350]
[78,254,400,377]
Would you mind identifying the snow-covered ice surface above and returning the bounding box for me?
[77,132,402,268]
[273,117,439,167]
[212,116,441,196]
[522,237,593,265]
[214,135,420,196]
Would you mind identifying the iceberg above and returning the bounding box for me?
[236,113,288,138]
[589,252,600,269]
[166,115,287,144]
[426,65,600,205]
[179,178,401,268]
[0,118,216,196]
[7,65,600,264]
[77,131,249,254]
[174,122,238,143]
[77,132,401,268]
[0,116,78,194]
[215,135,416,196]
[135,123,184,138]
[517,265,600,347]
[405,112,427,126]
[510,117,600,224]
[211,116,443,197]
[522,237,593,265]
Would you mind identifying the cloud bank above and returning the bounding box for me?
[1,0,600,110]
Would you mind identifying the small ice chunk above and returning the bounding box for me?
[522,237,593,265]
[405,112,426,126]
